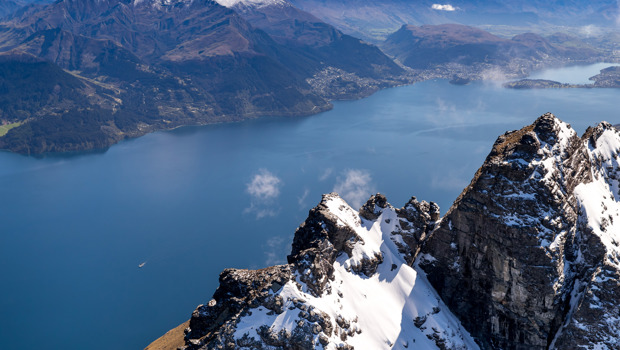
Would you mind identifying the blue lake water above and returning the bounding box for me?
[0,64,618,349]
[527,62,620,84]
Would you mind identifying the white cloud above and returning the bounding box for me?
[333,169,375,209]
[298,188,310,208]
[432,4,456,11]
[436,96,458,114]
[579,25,604,38]
[247,169,281,200]
[480,67,508,86]
[245,169,282,219]
[430,170,469,191]
[263,235,288,266]
[319,168,333,181]
[244,205,279,219]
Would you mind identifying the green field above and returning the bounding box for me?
[0,122,21,137]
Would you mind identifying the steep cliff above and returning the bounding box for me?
[419,113,620,349]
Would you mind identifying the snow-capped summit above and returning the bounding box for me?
[183,193,477,349]
[214,0,289,9]
[160,113,620,350]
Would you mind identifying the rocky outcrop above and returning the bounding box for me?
[393,196,440,263]
[158,113,620,350]
[287,193,365,296]
[183,265,294,349]
[419,113,619,349]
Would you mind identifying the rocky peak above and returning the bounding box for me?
[417,113,610,349]
[583,120,615,149]
[532,112,572,144]
[359,193,390,221]
[288,193,362,263]
[487,113,576,164]
[287,193,385,296]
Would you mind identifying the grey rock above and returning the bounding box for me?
[418,113,608,349]
[392,196,440,263]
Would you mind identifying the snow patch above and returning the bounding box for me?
[215,0,289,8]
[576,126,620,269]
[232,197,478,349]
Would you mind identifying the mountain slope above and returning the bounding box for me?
[0,0,337,153]
[419,114,596,349]
[0,0,23,19]
[158,113,620,349]
[0,51,127,153]
[214,0,405,99]
[553,122,620,348]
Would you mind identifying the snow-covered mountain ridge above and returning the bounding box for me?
[214,0,289,9]
[172,113,620,350]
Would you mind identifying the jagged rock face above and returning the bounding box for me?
[553,122,620,349]
[418,113,615,349]
[359,194,440,264]
[287,194,363,296]
[183,193,478,350]
[394,196,440,263]
[184,265,294,349]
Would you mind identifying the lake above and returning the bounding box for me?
[0,64,618,349]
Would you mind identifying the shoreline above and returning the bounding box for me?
[3,60,617,156]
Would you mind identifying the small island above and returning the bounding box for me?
[505,65,620,89]
[449,75,472,85]
[503,79,580,89]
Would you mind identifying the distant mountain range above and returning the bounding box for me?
[382,24,602,72]
[0,0,50,19]
[289,0,620,41]
[0,0,404,154]
[0,0,614,154]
